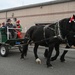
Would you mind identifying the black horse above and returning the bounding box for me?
[21,18,75,67]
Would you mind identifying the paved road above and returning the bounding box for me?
[0,47,75,75]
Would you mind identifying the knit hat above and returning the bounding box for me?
[7,19,11,22]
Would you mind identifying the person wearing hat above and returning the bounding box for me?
[16,20,22,38]
[2,22,6,28]
[5,18,17,39]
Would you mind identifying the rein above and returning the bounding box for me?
[24,35,58,45]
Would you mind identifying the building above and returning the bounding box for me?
[0,0,75,32]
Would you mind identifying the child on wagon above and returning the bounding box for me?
[16,20,22,38]
[5,19,17,39]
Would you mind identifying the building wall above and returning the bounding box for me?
[0,1,75,32]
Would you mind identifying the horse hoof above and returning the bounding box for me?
[60,57,65,62]
[51,57,56,61]
[47,64,53,68]
[36,58,41,64]
[60,58,65,62]
[60,60,66,62]
[20,56,24,59]
[20,57,24,59]
[25,53,27,56]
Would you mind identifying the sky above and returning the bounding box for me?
[0,0,55,10]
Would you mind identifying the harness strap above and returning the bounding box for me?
[43,24,58,45]
[43,25,49,45]
[57,22,63,39]
[57,22,71,47]
[43,22,61,39]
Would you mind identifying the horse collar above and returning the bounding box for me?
[56,22,63,39]
[44,22,63,40]
[43,25,49,38]
[43,25,49,45]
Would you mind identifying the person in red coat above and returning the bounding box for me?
[16,20,22,38]
[69,15,75,23]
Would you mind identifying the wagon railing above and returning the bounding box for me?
[7,27,21,40]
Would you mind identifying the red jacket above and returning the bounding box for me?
[16,25,22,38]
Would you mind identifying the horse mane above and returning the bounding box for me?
[59,17,70,22]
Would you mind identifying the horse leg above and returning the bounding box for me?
[21,38,29,59]
[60,45,69,62]
[46,44,54,67]
[44,49,49,58]
[51,44,60,61]
[60,50,68,62]
[21,44,28,59]
[34,44,41,64]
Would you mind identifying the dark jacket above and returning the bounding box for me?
[5,23,15,33]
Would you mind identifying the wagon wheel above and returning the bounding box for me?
[19,46,23,53]
[0,45,9,57]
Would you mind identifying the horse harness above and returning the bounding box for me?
[24,23,60,45]
[43,22,72,47]
[24,22,71,47]
[43,22,62,44]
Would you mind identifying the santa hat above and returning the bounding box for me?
[16,20,20,24]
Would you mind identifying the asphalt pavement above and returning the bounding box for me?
[0,47,75,75]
